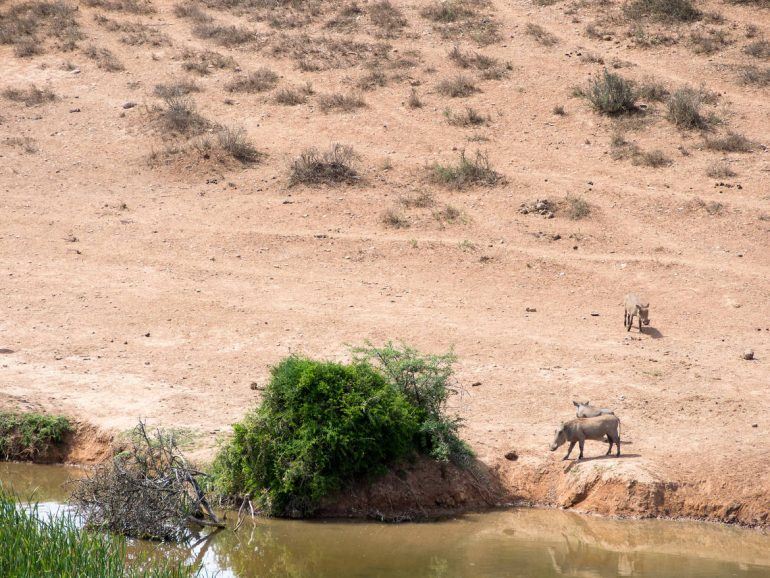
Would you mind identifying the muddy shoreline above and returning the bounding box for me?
[35,424,769,530]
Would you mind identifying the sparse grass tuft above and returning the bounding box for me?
[706,161,736,178]
[192,22,255,47]
[431,150,502,189]
[704,132,755,153]
[81,0,154,14]
[160,96,209,134]
[448,46,508,79]
[586,69,636,115]
[216,126,262,163]
[181,49,236,75]
[408,88,423,108]
[382,208,410,228]
[369,0,407,38]
[275,83,313,105]
[624,0,701,23]
[0,0,82,53]
[2,84,56,106]
[690,29,731,54]
[564,196,591,220]
[738,65,770,87]
[437,75,479,97]
[744,39,770,59]
[636,78,669,102]
[420,0,499,45]
[226,67,279,93]
[666,87,715,130]
[290,144,360,186]
[83,45,124,71]
[526,22,558,46]
[552,104,566,115]
[358,69,388,91]
[4,136,39,153]
[434,204,461,224]
[633,149,672,167]
[445,107,489,126]
[317,92,366,113]
[173,3,212,23]
[400,191,434,208]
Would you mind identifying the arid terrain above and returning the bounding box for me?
[1,0,768,526]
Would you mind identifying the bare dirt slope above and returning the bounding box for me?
[1,0,768,525]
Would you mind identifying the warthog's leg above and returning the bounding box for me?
[638,314,643,333]
[577,439,585,460]
[616,434,621,457]
[563,441,576,460]
[626,312,633,331]
[606,436,614,455]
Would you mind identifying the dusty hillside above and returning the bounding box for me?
[1,0,768,525]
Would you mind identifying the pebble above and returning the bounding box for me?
[122,101,137,109]
[742,349,755,361]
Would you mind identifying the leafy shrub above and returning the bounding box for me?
[289,144,359,186]
[210,357,421,517]
[353,343,472,464]
[432,150,502,189]
[0,412,71,460]
[586,69,636,114]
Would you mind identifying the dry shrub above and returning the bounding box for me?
[666,87,716,130]
[447,46,508,79]
[437,75,479,97]
[400,191,435,208]
[4,136,39,153]
[420,0,500,45]
[431,150,502,189]
[407,88,423,108]
[358,69,388,90]
[624,0,701,22]
[0,1,82,53]
[369,0,407,37]
[81,0,154,13]
[744,39,770,59]
[153,79,200,98]
[738,65,770,87]
[706,161,735,178]
[93,14,170,46]
[160,96,209,134]
[271,33,387,71]
[526,22,558,46]
[290,144,360,186]
[382,208,410,228]
[227,67,279,92]
[173,3,212,22]
[586,69,636,114]
[564,196,591,219]
[83,45,125,71]
[2,84,56,106]
[216,126,262,163]
[275,83,314,105]
[445,107,489,126]
[317,91,366,112]
[192,22,256,46]
[704,132,755,153]
[689,29,731,54]
[180,48,237,75]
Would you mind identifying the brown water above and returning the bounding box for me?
[2,462,770,578]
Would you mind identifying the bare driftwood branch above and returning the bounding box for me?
[70,420,224,541]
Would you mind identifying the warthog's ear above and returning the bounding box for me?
[585,401,589,406]
[572,400,579,407]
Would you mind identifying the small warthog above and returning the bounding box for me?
[573,401,614,418]
[550,415,621,460]
[624,293,650,333]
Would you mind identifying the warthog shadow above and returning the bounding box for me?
[0,348,13,354]
[642,327,663,339]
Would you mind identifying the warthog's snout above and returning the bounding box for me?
[549,443,558,451]
[643,318,650,325]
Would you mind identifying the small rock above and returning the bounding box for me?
[122,101,137,109]
[69,108,81,113]
[525,307,537,313]
[470,381,481,387]
[752,423,758,428]
[742,349,754,360]
[590,312,599,317]
[144,332,150,337]
[504,451,518,461]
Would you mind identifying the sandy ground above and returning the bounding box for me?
[1,0,768,524]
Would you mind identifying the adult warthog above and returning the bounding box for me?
[550,415,621,460]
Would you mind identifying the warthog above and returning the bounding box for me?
[573,400,615,418]
[550,415,621,460]
[624,293,650,333]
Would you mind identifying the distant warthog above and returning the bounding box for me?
[550,415,621,460]
[573,401,615,418]
[624,293,650,333]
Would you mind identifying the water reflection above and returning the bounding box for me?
[2,463,769,578]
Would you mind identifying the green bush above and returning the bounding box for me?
[586,70,636,115]
[0,412,71,461]
[353,343,472,464]
[0,488,197,577]
[211,357,421,517]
